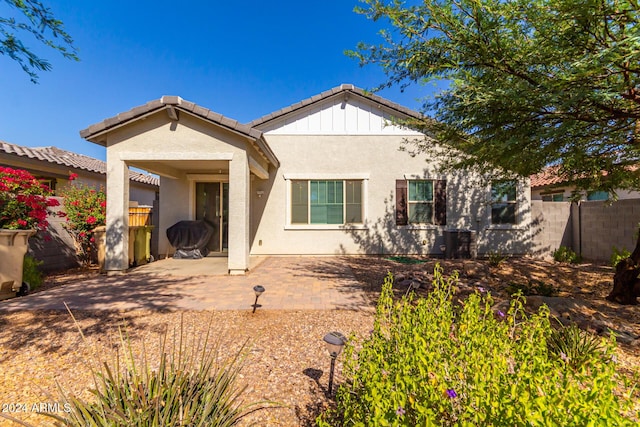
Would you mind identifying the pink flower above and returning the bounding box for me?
[69,173,78,181]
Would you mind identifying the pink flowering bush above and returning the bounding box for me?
[0,167,59,230]
[60,174,106,264]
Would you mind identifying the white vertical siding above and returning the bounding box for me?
[261,96,422,135]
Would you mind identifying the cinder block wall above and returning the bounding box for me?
[532,199,640,262]
[578,199,640,261]
[531,201,573,258]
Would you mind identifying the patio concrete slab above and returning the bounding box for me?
[0,257,375,312]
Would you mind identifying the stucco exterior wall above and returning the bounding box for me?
[104,111,261,259]
[251,134,532,256]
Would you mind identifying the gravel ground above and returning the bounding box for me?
[1,256,638,426]
[0,309,373,426]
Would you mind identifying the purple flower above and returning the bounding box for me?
[477,286,486,293]
[497,310,505,318]
[396,406,405,416]
[446,388,457,398]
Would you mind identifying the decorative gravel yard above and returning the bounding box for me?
[0,256,637,426]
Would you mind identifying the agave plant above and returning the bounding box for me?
[547,323,603,369]
[43,312,268,427]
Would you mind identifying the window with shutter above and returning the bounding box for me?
[397,179,446,225]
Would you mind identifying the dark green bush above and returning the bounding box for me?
[486,250,508,267]
[22,254,43,290]
[317,265,637,426]
[507,280,557,297]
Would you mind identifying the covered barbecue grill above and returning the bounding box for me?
[166,220,214,259]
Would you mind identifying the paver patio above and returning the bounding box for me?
[0,256,375,312]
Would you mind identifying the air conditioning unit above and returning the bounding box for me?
[444,229,477,259]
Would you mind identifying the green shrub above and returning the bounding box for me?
[317,265,637,426]
[487,250,508,267]
[45,314,266,427]
[506,280,557,297]
[22,254,43,290]
[553,246,582,264]
[611,246,631,268]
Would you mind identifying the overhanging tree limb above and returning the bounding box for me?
[0,0,78,83]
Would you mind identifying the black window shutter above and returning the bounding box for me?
[396,180,408,226]
[434,180,447,225]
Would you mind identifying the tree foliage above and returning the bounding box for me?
[352,0,640,193]
[0,0,78,82]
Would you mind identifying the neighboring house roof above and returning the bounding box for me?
[249,84,424,128]
[80,96,279,168]
[530,165,567,189]
[0,140,159,187]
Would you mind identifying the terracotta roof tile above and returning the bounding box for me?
[0,141,159,187]
[530,165,567,188]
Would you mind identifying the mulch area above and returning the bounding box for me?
[0,256,638,426]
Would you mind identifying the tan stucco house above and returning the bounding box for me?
[80,84,532,275]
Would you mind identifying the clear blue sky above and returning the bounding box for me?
[0,0,435,161]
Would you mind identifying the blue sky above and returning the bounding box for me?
[0,0,435,161]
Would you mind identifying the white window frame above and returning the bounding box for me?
[284,174,369,230]
[489,180,518,227]
[407,179,435,225]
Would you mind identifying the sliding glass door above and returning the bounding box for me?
[195,182,229,253]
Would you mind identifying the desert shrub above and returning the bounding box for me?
[317,265,637,426]
[22,254,43,290]
[611,246,632,268]
[533,280,557,297]
[547,323,603,370]
[553,246,582,264]
[44,314,266,427]
[486,250,508,267]
[507,280,557,297]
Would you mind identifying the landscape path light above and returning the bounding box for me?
[323,331,346,395]
[252,285,265,313]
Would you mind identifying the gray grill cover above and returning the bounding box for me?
[166,220,214,259]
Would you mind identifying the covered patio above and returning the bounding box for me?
[80,96,279,275]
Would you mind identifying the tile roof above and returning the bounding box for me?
[530,165,567,189]
[80,96,278,167]
[249,83,424,128]
[80,96,263,142]
[0,140,159,187]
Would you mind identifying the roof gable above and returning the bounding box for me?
[250,84,424,135]
[80,96,279,168]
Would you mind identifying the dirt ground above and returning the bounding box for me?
[0,256,638,426]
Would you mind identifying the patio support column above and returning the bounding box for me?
[105,156,130,274]
[228,152,250,275]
